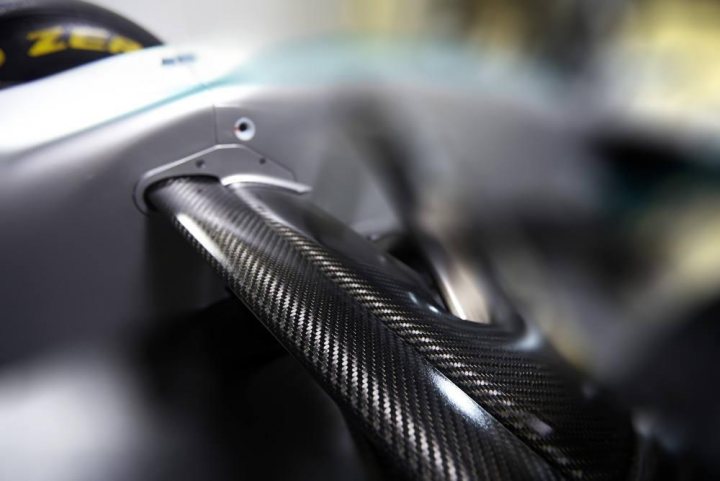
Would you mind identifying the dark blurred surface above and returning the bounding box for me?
[0,299,388,481]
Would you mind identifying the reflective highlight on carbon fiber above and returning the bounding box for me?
[148,177,634,481]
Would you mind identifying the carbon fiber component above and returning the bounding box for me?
[148,177,634,481]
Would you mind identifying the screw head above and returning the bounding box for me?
[234,117,256,141]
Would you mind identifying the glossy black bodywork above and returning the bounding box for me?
[148,177,635,481]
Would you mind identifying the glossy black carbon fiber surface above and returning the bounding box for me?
[148,177,634,481]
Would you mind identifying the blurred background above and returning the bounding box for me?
[91,0,720,130]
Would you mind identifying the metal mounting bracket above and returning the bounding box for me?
[134,144,310,213]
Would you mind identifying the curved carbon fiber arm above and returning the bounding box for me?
[148,177,634,481]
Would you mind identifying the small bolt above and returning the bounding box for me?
[234,117,256,141]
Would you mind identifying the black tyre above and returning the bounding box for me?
[0,1,161,88]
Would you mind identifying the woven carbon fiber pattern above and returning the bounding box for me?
[148,177,633,481]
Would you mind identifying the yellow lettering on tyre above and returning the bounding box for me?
[27,26,67,57]
[107,35,142,54]
[0,48,5,68]
[68,26,109,52]
[27,25,144,57]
